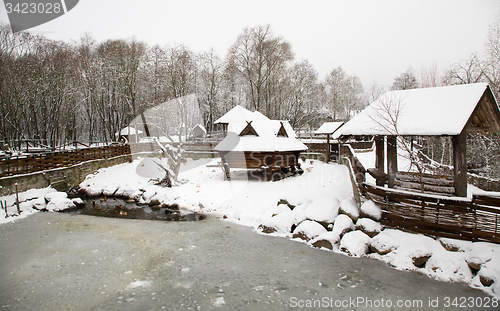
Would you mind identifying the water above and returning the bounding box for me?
[61,196,205,221]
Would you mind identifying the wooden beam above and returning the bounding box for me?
[326,134,331,162]
[452,130,467,197]
[375,136,385,186]
[387,136,397,188]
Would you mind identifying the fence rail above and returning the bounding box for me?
[0,145,131,177]
[361,183,500,244]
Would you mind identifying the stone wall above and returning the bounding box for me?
[0,154,132,196]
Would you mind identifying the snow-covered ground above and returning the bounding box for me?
[1,156,499,298]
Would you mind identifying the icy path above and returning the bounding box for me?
[0,212,488,310]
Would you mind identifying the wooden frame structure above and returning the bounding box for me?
[339,83,500,197]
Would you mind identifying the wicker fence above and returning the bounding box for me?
[0,145,131,177]
[362,183,500,244]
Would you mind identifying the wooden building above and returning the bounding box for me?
[214,107,307,180]
[315,122,344,162]
[338,83,500,197]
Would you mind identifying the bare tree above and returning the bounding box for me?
[391,68,419,90]
[445,53,484,85]
[227,25,293,118]
[324,67,365,120]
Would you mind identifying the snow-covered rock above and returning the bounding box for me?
[355,218,382,237]
[46,197,75,212]
[102,184,119,197]
[311,231,342,250]
[81,185,103,197]
[466,250,493,271]
[360,200,382,221]
[292,220,327,241]
[304,196,340,224]
[265,204,291,218]
[278,194,312,210]
[71,197,85,208]
[115,187,143,200]
[478,267,496,287]
[370,232,400,255]
[258,210,301,234]
[44,191,68,202]
[438,238,470,252]
[331,214,355,237]
[338,197,359,221]
[340,231,371,257]
[409,245,433,268]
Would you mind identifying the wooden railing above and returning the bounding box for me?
[362,183,500,244]
[0,145,131,177]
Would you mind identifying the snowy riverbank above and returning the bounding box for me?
[1,157,499,298]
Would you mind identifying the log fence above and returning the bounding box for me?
[0,145,131,177]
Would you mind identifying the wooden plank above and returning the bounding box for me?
[394,180,455,194]
[396,171,454,185]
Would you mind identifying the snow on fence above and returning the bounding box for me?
[0,145,131,177]
[361,183,500,244]
[339,145,500,244]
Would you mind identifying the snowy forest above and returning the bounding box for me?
[1,18,500,177]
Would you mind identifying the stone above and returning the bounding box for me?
[257,224,277,234]
[355,218,382,238]
[359,200,382,221]
[148,198,161,206]
[369,233,400,255]
[292,220,327,242]
[412,255,432,268]
[338,197,360,222]
[311,239,333,250]
[339,231,371,257]
[479,275,495,287]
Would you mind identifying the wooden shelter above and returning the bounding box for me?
[315,122,344,162]
[214,107,307,180]
[339,83,500,197]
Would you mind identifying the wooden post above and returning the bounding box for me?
[375,136,385,186]
[452,130,467,197]
[15,183,20,214]
[326,134,331,163]
[387,136,398,188]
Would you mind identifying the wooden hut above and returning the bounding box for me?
[214,108,307,180]
[338,83,500,197]
[315,122,344,162]
[116,126,143,143]
[214,105,255,137]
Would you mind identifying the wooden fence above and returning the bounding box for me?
[0,145,131,177]
[361,183,500,244]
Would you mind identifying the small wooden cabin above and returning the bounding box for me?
[338,83,500,197]
[116,126,143,143]
[315,121,344,162]
[214,105,255,137]
[214,107,307,180]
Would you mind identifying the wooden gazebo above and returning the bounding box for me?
[339,83,500,197]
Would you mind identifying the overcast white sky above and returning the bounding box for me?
[1,0,499,88]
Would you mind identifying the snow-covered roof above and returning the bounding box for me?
[315,122,344,135]
[117,126,143,136]
[214,111,307,152]
[192,124,207,137]
[214,105,255,124]
[339,83,500,136]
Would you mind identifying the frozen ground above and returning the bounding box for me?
[0,212,490,310]
[1,156,499,303]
